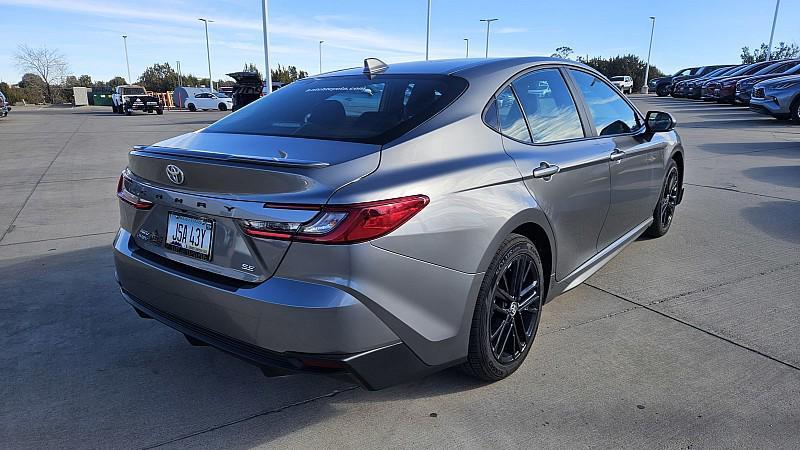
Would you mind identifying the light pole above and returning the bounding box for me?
[319,40,324,73]
[766,0,781,61]
[261,0,272,94]
[425,0,432,60]
[122,35,131,83]
[464,38,469,58]
[198,18,214,91]
[479,18,498,58]
[642,16,656,94]
[176,60,182,87]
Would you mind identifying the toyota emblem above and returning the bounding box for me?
[165,164,185,185]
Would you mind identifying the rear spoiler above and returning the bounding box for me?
[131,145,330,168]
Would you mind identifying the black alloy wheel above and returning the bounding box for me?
[463,234,544,381]
[646,159,680,238]
[488,253,541,364]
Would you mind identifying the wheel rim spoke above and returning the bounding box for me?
[488,251,542,363]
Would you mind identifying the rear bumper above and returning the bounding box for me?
[120,288,441,390]
[113,228,471,388]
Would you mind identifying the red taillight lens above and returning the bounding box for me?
[117,171,153,210]
[241,195,429,244]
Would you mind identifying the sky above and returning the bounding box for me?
[0,0,797,85]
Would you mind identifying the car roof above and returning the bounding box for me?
[318,57,580,78]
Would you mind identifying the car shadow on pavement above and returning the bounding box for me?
[0,245,486,448]
[698,141,800,158]
[743,166,800,189]
[740,200,800,245]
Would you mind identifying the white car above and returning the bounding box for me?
[184,92,233,112]
[610,76,634,94]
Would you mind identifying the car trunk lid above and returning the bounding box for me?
[122,132,380,282]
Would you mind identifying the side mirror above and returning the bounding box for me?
[645,111,676,132]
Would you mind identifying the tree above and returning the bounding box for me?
[14,74,46,104]
[77,75,92,87]
[740,42,800,64]
[271,64,308,84]
[137,62,180,92]
[551,46,574,59]
[107,77,128,88]
[63,75,79,88]
[183,74,201,87]
[580,54,665,91]
[13,44,69,103]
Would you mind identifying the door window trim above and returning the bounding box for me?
[482,64,594,147]
[564,67,646,138]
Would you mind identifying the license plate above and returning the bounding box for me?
[165,212,215,261]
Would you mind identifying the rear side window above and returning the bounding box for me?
[569,70,640,136]
[511,69,584,143]
[204,75,468,144]
[495,86,531,142]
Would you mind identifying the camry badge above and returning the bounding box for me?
[165,164,185,185]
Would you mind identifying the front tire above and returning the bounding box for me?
[790,97,800,124]
[656,84,670,97]
[462,234,544,381]
[645,159,680,238]
[218,103,228,111]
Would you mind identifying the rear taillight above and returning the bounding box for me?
[241,195,429,244]
[117,170,153,210]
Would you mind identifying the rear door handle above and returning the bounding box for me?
[532,162,560,179]
[609,148,626,161]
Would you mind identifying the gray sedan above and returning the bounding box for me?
[114,57,684,389]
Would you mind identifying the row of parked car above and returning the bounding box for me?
[647,59,800,123]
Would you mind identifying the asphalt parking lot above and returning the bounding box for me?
[1,98,799,448]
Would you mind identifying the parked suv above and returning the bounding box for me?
[610,76,634,94]
[114,57,684,389]
[649,67,698,96]
[750,74,800,123]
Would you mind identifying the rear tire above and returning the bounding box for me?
[188,103,197,112]
[156,108,163,115]
[112,104,118,113]
[645,159,680,238]
[656,84,670,97]
[462,234,544,382]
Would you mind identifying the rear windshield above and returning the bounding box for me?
[204,74,468,144]
[610,77,625,81]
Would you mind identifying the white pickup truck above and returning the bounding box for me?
[112,85,164,115]
[610,76,634,94]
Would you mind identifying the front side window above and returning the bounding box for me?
[511,69,584,143]
[204,74,467,144]
[569,70,640,136]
